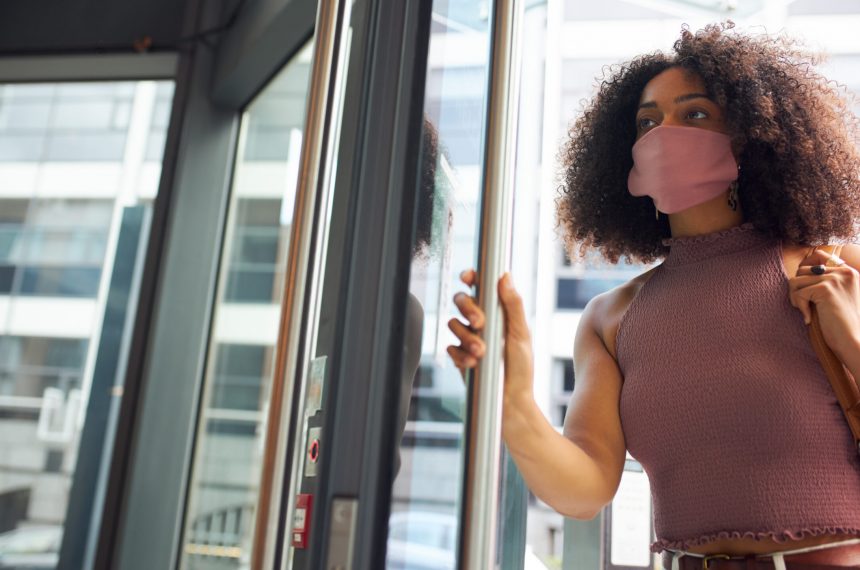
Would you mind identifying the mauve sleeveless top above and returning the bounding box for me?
[616,221,860,553]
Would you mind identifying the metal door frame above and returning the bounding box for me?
[273,0,436,567]
[276,0,526,567]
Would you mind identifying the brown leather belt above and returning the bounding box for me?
[660,541,860,569]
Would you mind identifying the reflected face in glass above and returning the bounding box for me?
[634,67,729,140]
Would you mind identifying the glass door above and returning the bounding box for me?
[176,2,349,570]
[266,0,527,568]
[387,0,519,568]
[179,42,314,570]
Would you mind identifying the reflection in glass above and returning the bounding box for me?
[386,2,492,568]
[0,83,137,162]
[180,42,313,570]
[0,79,174,568]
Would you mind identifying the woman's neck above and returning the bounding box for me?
[666,196,745,239]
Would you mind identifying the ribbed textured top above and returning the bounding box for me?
[616,221,860,553]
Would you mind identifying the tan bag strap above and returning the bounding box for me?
[805,244,860,456]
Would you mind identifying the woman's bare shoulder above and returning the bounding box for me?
[586,265,660,361]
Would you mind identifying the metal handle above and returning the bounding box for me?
[250,1,351,568]
[459,0,523,568]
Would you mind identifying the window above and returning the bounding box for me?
[0,336,88,398]
[556,277,628,310]
[224,199,284,303]
[557,404,568,426]
[0,83,137,162]
[561,245,572,267]
[0,198,113,299]
[0,266,12,293]
[552,358,575,427]
[210,344,268,411]
[19,266,102,297]
[561,358,574,392]
[0,79,174,556]
[181,42,314,570]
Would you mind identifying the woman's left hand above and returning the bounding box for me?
[788,246,860,362]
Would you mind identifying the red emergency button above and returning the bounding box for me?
[308,439,320,463]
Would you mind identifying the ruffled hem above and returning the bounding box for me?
[651,526,860,553]
[660,221,755,247]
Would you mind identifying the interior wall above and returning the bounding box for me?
[212,0,316,107]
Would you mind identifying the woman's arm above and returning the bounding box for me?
[393,292,425,477]
[449,273,626,519]
[501,291,627,519]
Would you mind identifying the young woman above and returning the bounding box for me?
[447,22,860,570]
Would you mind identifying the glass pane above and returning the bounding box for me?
[180,41,314,570]
[386,2,493,568]
[0,82,137,162]
[0,79,174,568]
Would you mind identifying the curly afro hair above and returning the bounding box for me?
[412,116,453,263]
[555,21,860,265]
[412,116,441,260]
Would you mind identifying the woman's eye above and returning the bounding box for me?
[687,110,708,120]
[637,117,656,130]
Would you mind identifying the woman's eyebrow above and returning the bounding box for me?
[637,93,713,109]
[674,92,711,103]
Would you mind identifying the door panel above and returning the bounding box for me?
[270,0,525,568]
[180,42,314,570]
[386,1,496,568]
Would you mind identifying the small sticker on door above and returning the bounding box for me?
[306,356,326,416]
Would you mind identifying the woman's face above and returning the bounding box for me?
[635,66,729,141]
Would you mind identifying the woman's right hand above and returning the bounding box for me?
[448,270,626,518]
[446,269,535,404]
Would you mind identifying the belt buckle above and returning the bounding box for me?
[702,554,732,569]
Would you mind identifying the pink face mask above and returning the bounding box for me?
[627,125,738,214]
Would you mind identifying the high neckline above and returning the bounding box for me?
[661,221,771,266]
[661,221,755,246]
